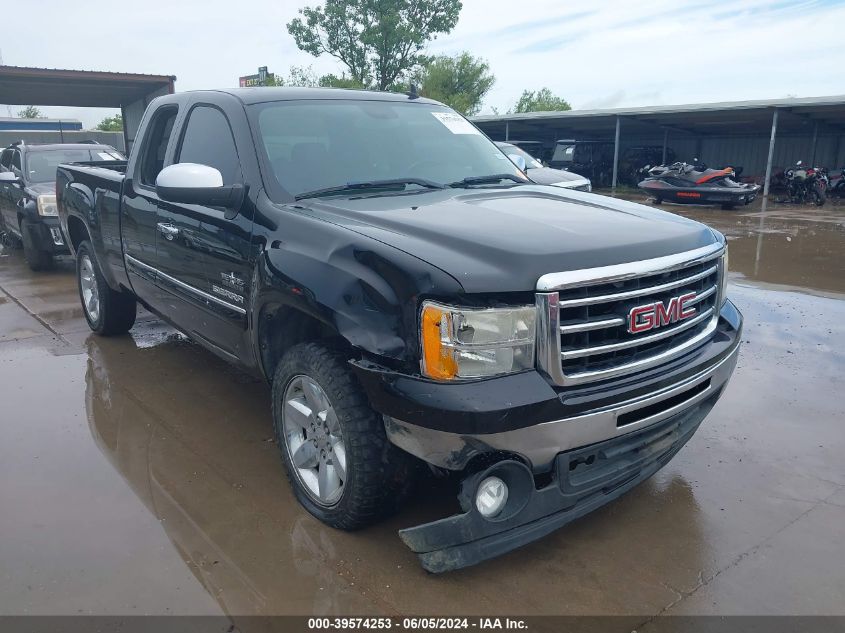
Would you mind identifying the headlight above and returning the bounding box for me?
[37,194,58,217]
[420,301,536,380]
[718,246,729,306]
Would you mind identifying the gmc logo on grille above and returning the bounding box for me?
[628,292,697,334]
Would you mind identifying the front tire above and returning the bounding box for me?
[272,342,410,530]
[76,241,136,335]
[21,222,54,271]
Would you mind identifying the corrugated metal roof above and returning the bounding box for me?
[0,65,176,81]
[0,65,176,108]
[472,95,845,123]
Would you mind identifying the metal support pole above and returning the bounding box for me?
[761,108,779,204]
[662,129,668,164]
[505,121,509,142]
[611,116,621,194]
[810,121,818,165]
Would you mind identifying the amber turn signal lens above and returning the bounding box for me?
[421,304,457,380]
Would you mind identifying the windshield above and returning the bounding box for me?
[251,100,525,200]
[551,143,576,163]
[497,143,543,169]
[25,148,125,183]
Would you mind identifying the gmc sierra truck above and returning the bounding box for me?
[57,88,741,573]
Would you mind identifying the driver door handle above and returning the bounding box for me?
[157,222,180,240]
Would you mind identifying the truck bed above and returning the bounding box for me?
[56,162,128,290]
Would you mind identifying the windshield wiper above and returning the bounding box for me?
[295,178,444,200]
[447,173,528,188]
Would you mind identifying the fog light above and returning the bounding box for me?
[475,476,509,518]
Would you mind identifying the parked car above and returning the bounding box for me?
[57,88,741,573]
[499,140,547,162]
[0,141,124,269]
[548,139,616,187]
[496,142,591,191]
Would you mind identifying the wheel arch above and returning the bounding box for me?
[257,301,349,382]
[66,215,91,254]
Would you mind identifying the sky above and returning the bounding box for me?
[1,0,843,129]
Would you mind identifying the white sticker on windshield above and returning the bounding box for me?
[431,112,481,135]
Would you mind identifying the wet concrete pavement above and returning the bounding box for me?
[1,202,844,622]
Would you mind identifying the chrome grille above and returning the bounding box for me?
[536,243,725,386]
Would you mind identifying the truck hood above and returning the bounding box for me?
[527,166,588,186]
[295,185,718,293]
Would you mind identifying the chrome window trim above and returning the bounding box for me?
[536,242,725,292]
[125,254,247,315]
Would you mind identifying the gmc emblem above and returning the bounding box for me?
[628,292,697,334]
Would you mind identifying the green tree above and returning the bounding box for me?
[18,105,44,119]
[415,52,494,116]
[95,114,123,131]
[513,88,571,113]
[318,73,366,89]
[287,0,462,90]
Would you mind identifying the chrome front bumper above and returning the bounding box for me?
[385,337,739,472]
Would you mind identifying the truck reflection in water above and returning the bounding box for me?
[83,334,374,616]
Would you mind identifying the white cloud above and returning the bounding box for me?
[1,0,843,127]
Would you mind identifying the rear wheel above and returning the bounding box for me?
[76,241,136,335]
[812,184,826,206]
[272,342,411,530]
[21,222,54,271]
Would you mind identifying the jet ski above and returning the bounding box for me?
[638,161,760,210]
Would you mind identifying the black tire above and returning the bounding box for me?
[653,198,663,205]
[21,222,54,271]
[76,241,136,335]
[812,185,826,207]
[272,342,411,530]
[721,203,736,211]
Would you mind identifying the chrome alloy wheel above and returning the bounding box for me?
[79,255,100,323]
[282,375,347,506]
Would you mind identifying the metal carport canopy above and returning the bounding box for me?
[0,65,176,151]
[472,95,845,192]
[471,95,845,138]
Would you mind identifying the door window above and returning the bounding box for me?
[138,106,178,187]
[0,149,12,170]
[177,106,240,184]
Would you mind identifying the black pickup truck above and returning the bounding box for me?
[57,88,741,573]
[0,141,124,269]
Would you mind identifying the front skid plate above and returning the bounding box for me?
[399,396,714,573]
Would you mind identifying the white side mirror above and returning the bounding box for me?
[155,163,243,212]
[156,163,223,189]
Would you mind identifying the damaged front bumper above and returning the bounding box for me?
[399,391,718,573]
[352,303,741,572]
